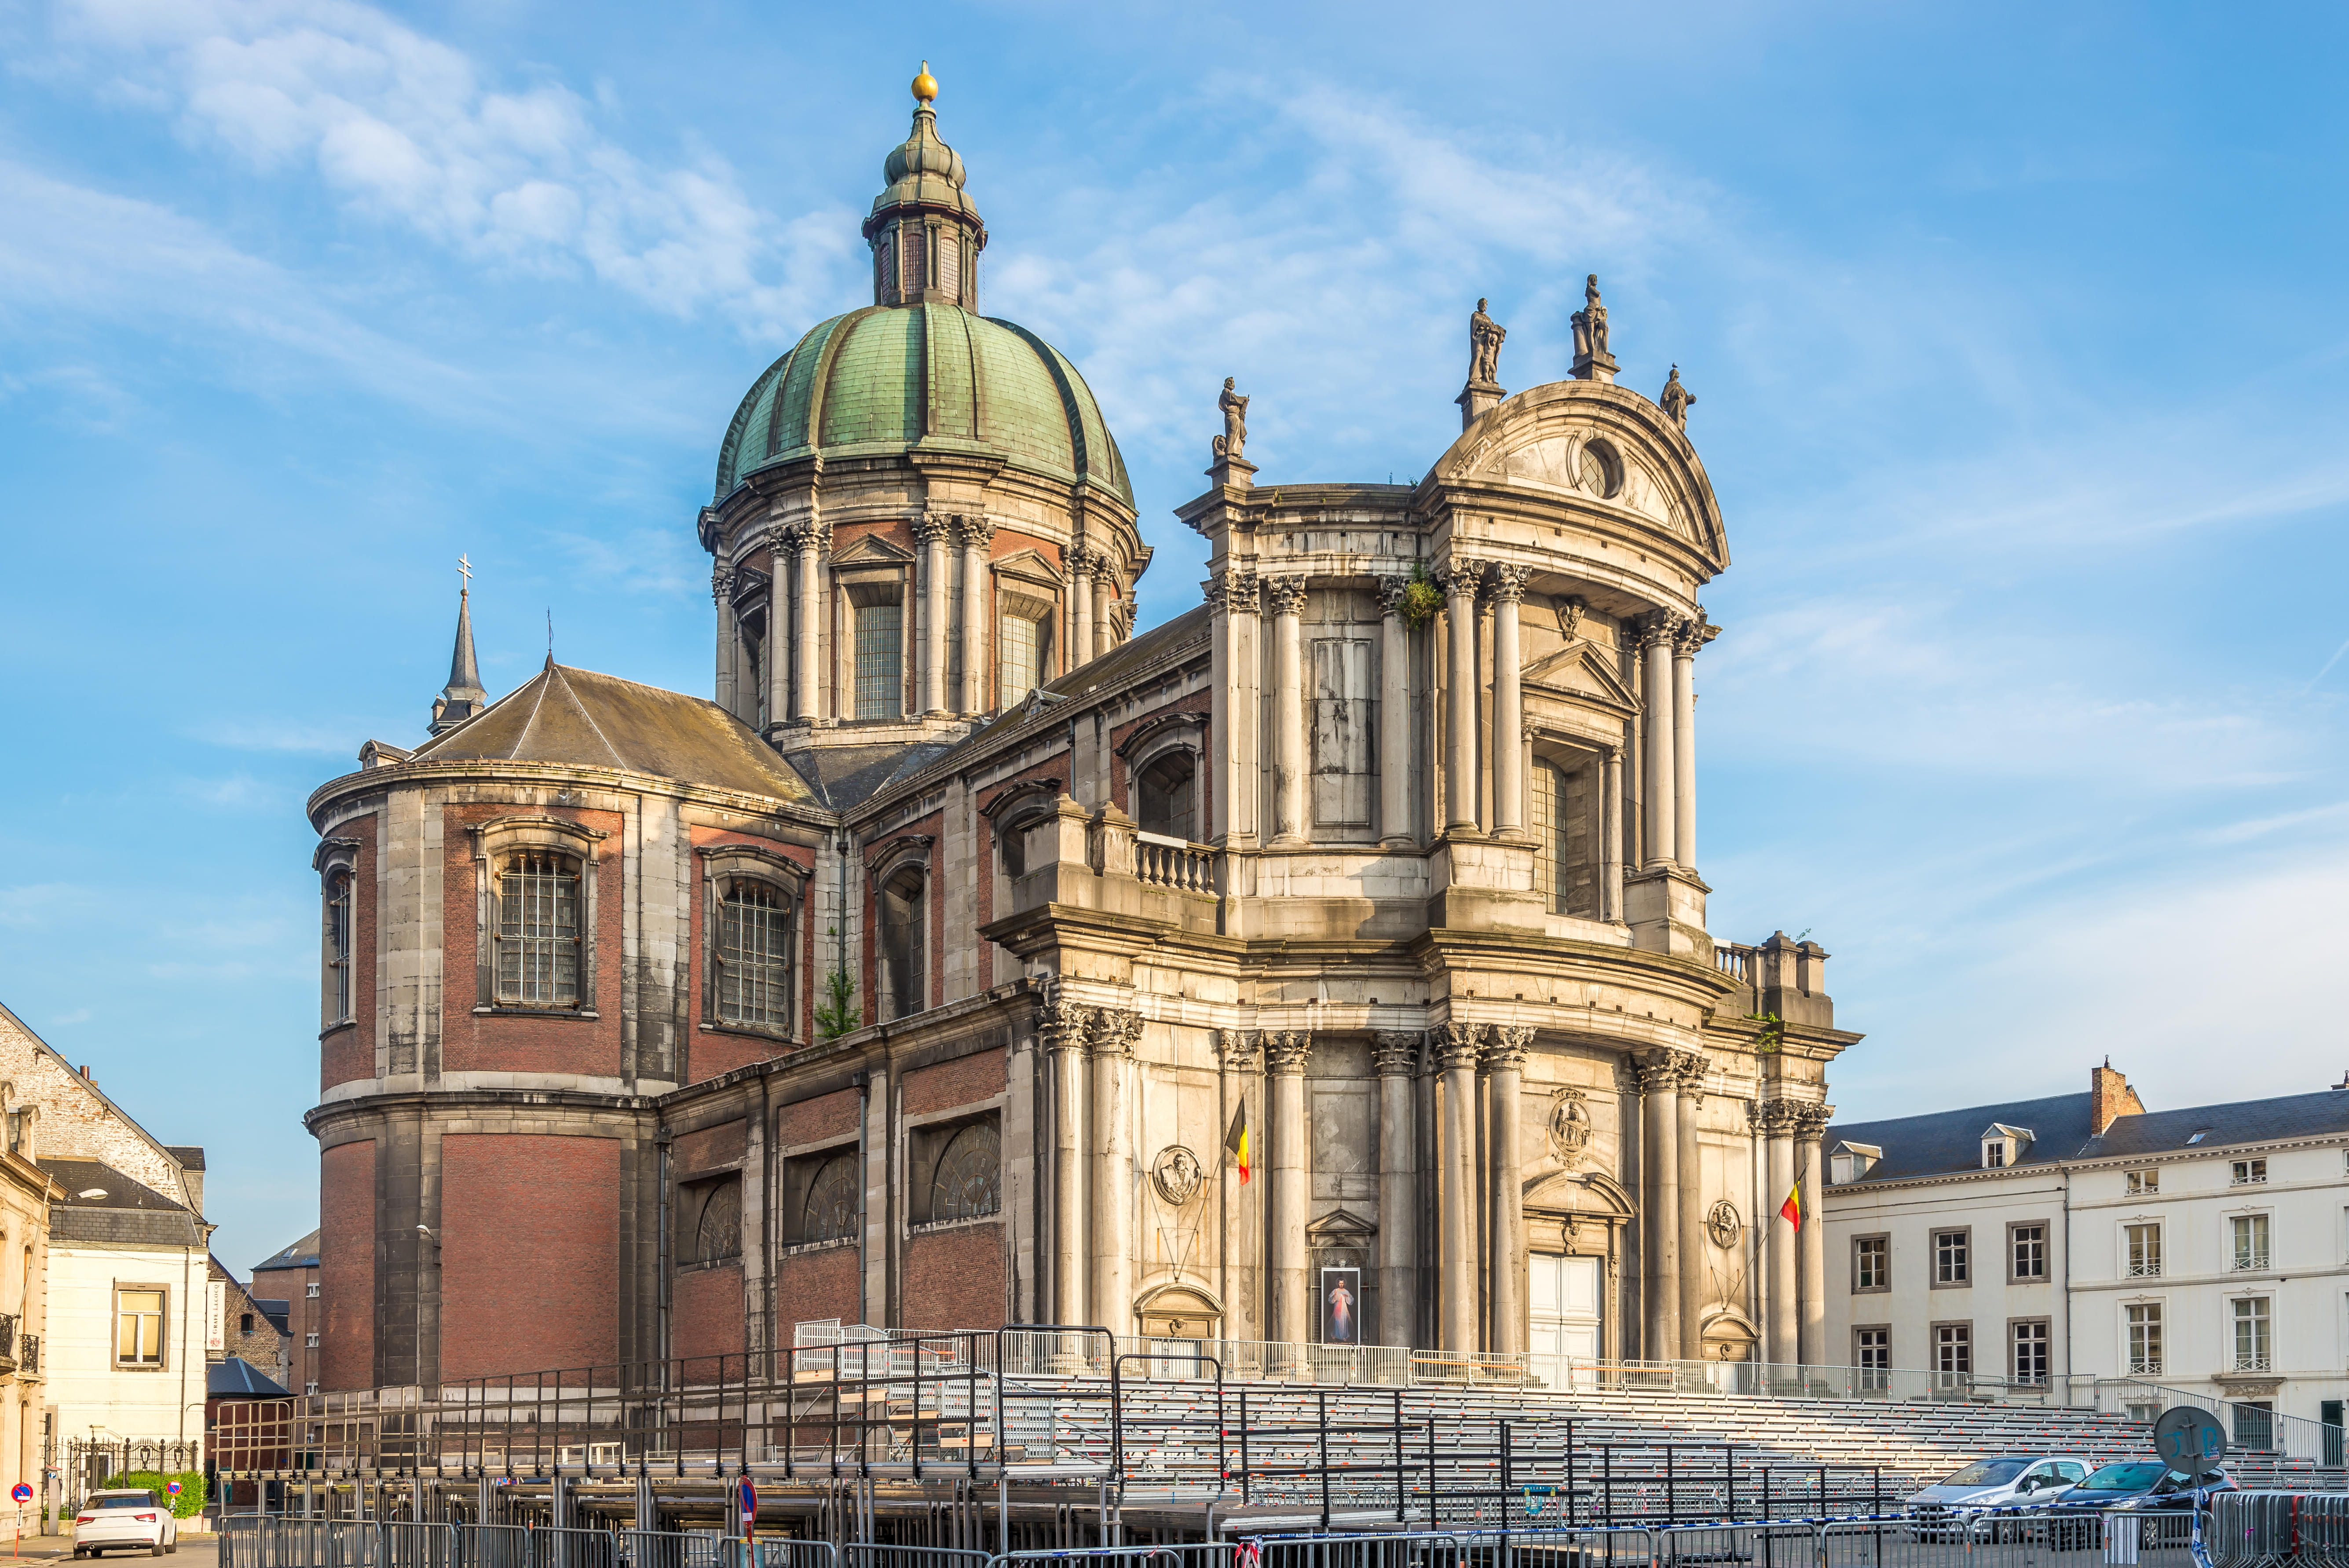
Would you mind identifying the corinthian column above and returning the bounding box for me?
[1216,1029,1264,1341]
[1376,578,1415,848]
[1266,576,1310,846]
[1672,614,1705,869]
[1435,1021,1484,1352]
[1039,994,1090,1325]
[1092,567,1115,660]
[1069,547,1095,672]
[1089,1008,1143,1331]
[1265,1029,1314,1346]
[1488,566,1530,841]
[1755,1098,1799,1368]
[1485,1025,1533,1354]
[794,521,826,722]
[1210,569,1261,842]
[1636,1049,1683,1360]
[711,563,737,719]
[1641,615,1678,866]
[1675,1053,1710,1360]
[1794,1101,1832,1368]
[1374,1032,1420,1348]
[1601,744,1625,921]
[955,515,993,713]
[916,513,951,716]
[1441,562,1481,834]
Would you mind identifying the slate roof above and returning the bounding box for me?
[208,1357,290,1399]
[253,1228,321,1273]
[1829,1086,2349,1186]
[409,662,816,804]
[957,605,1211,755]
[41,1158,202,1248]
[163,1146,205,1171]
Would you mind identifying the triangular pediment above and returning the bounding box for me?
[992,546,1064,587]
[1521,639,1639,714]
[1305,1207,1377,1240]
[833,532,915,566]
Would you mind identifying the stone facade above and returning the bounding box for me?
[301,76,1861,1392]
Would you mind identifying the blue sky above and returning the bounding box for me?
[4,0,2347,1272]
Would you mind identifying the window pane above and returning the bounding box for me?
[1137,753,1198,843]
[930,1121,1003,1221]
[802,1156,858,1243]
[998,612,1039,707]
[497,852,580,1005]
[1530,764,1559,911]
[717,881,791,1028]
[855,603,905,720]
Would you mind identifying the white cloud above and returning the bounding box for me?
[53,0,856,334]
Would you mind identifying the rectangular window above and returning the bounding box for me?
[1933,1322,1971,1378]
[2231,1297,2271,1371]
[325,871,353,1023]
[2011,1319,2050,1384]
[1855,1327,1890,1390]
[1985,1140,2007,1167]
[853,601,904,720]
[1933,1229,1970,1286]
[2232,1158,2267,1186]
[1853,1235,1890,1292]
[496,851,580,1005]
[115,1288,164,1368]
[2126,1302,2162,1374]
[997,611,1042,707]
[1308,637,1374,827]
[2126,1223,2162,1277]
[2011,1223,2048,1281]
[2232,1213,2271,1272]
[1530,763,1559,911]
[714,881,792,1030]
[2127,1169,2159,1195]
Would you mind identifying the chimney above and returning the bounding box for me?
[2091,1058,2144,1134]
[78,1065,92,1083]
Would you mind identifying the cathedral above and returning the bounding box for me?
[302,69,1859,1395]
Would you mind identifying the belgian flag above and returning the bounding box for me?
[1778,1181,1803,1229]
[1224,1102,1251,1184]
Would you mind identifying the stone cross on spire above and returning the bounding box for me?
[430,569,489,736]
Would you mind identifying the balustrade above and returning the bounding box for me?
[1133,833,1219,894]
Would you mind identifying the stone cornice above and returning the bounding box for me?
[309,758,834,834]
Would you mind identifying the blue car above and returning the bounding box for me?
[2044,1461,2237,1550]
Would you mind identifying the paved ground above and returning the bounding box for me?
[0,1535,219,1564]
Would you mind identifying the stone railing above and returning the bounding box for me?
[1715,943,1755,985]
[1133,832,1218,895]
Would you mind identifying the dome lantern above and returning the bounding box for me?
[864,65,985,310]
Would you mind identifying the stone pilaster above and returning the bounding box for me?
[915,513,952,716]
[1088,1006,1143,1330]
[1671,614,1705,870]
[1266,576,1310,846]
[1373,1031,1420,1348]
[1376,577,1415,848]
[1069,545,1095,673]
[1215,1028,1264,1341]
[1639,614,1679,866]
[1601,743,1625,921]
[954,515,994,713]
[1209,567,1261,844]
[1264,1029,1313,1345]
[1440,562,1482,835]
[1793,1100,1832,1369]
[1487,566,1530,841]
[1484,1024,1533,1354]
[1635,1048,1688,1360]
[765,526,794,730]
[1038,989,1091,1325]
[710,563,737,720]
[1752,1096,1800,1368]
[1673,1050,1710,1360]
[1434,1020,1484,1351]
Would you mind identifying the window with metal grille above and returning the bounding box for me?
[1855,1326,1890,1390]
[325,871,352,1023]
[2126,1302,2162,1373]
[928,1120,1002,1222]
[2012,1319,2049,1383]
[1933,1229,1969,1285]
[2231,1297,2271,1371]
[116,1289,164,1367]
[496,852,580,1005]
[854,602,904,719]
[2127,1223,2162,1277]
[715,881,791,1029]
[1933,1322,1971,1376]
[997,610,1042,706]
[1531,762,1561,911]
[2011,1223,2048,1281]
[2232,1213,2271,1272]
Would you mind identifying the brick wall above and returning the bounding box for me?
[903,1050,1005,1117]
[319,1141,375,1389]
[0,1013,192,1209]
[321,814,378,1094]
[673,1118,745,1176]
[672,1264,746,1361]
[903,1223,1006,1330]
[439,1133,619,1378]
[773,1243,859,1329]
[685,829,818,1085]
[776,1088,859,1150]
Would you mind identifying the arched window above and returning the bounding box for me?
[690,1177,742,1264]
[1531,763,1562,913]
[715,879,792,1029]
[324,871,353,1024]
[929,1121,1002,1222]
[801,1155,859,1244]
[878,866,926,1022]
[496,851,582,1005]
[1136,751,1198,843]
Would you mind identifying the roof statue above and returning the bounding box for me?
[1213,377,1249,462]
[1571,273,1618,384]
[1661,364,1696,430]
[1467,298,1506,386]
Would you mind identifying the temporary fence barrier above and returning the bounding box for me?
[2206,1491,2349,1568]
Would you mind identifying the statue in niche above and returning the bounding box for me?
[1571,274,1610,360]
[1661,365,1696,429]
[1212,377,1250,461]
[1468,298,1507,385]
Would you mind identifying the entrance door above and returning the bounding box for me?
[1529,1253,1603,1388]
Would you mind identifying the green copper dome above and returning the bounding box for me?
[713,303,1133,508]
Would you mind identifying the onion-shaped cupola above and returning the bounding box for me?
[864,64,986,309]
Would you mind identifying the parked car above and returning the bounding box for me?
[1903,1456,2095,1540]
[2045,1461,2238,1550]
[72,1489,179,1557]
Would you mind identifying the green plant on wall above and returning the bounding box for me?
[1748,1011,1785,1054]
[108,1471,205,1520]
[813,931,861,1040]
[1397,561,1444,629]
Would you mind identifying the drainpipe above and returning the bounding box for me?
[854,1072,871,1327]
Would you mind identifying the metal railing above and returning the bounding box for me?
[1556,1357,2061,1404]
[2069,1377,2345,1466]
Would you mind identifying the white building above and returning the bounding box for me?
[1824,1064,2349,1448]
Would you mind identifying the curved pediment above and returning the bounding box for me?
[1431,380,1728,570]
[1523,1168,1637,1218]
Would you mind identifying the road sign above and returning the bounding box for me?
[165,1482,181,1497]
[10,1484,29,1503]
[2153,1405,2228,1478]
[738,1477,756,1528]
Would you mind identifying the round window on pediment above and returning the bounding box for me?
[1578,439,1624,499]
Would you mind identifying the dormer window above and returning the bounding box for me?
[1980,1123,2034,1170]
[1830,1141,1881,1184]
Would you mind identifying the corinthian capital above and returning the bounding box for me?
[1791,1101,1834,1142]
[1435,1020,1486,1071]
[1090,1007,1145,1060]
[1264,1029,1312,1074]
[1263,575,1309,617]
[1372,1030,1422,1076]
[711,563,736,601]
[1635,1045,1703,1096]
[1214,1028,1262,1073]
[1436,560,1481,599]
[1213,567,1260,616]
[1485,563,1531,604]
[1672,610,1710,657]
[953,514,996,550]
[1749,1096,1800,1137]
[914,512,954,546]
[1637,611,1683,652]
[1036,992,1092,1053]
[1377,575,1413,619]
[1483,1023,1535,1069]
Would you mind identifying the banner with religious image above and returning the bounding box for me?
[1320,1266,1361,1345]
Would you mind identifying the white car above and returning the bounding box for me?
[72,1489,179,1557]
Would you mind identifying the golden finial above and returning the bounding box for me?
[911,61,938,105]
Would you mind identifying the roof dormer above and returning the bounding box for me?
[1830,1140,1881,1184]
[1981,1123,2034,1169]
